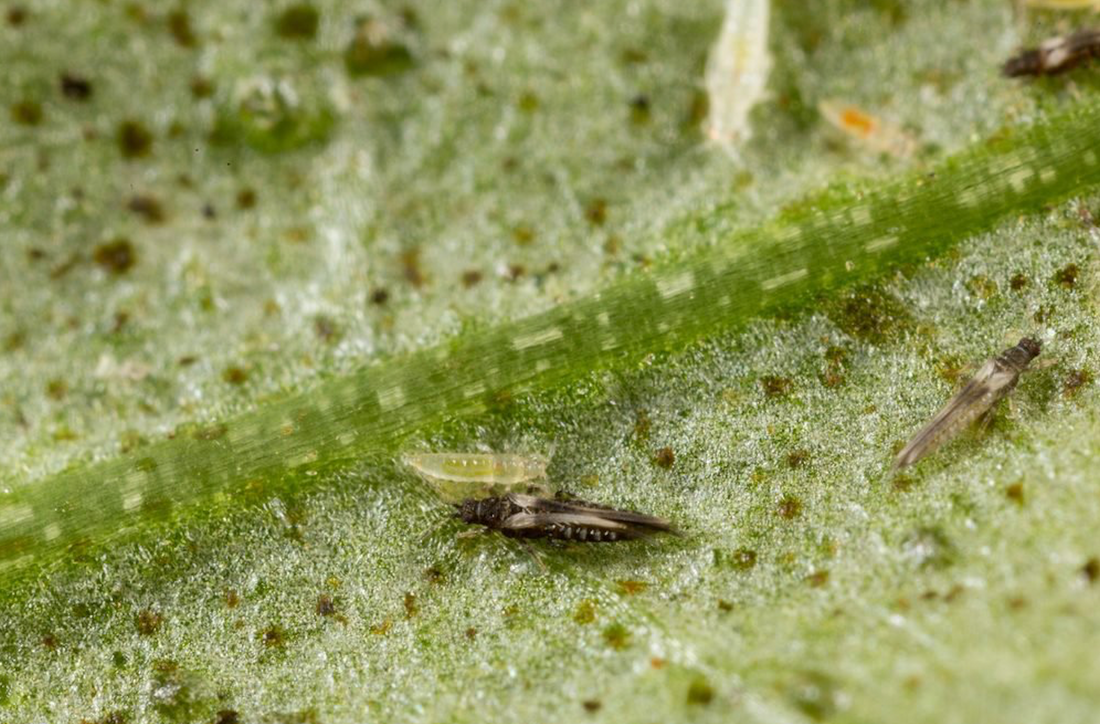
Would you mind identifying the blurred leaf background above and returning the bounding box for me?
[2,1,1100,722]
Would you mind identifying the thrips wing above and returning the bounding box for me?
[501,512,632,532]
[893,360,1016,469]
[506,494,675,532]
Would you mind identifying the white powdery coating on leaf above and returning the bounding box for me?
[703,0,771,155]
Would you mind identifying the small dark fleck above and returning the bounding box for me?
[1064,369,1092,397]
[620,47,647,64]
[60,72,93,100]
[633,409,651,441]
[260,625,287,648]
[1053,263,1079,289]
[761,375,794,399]
[313,315,339,343]
[127,194,166,224]
[7,6,27,25]
[401,248,424,287]
[167,9,196,47]
[136,609,165,636]
[505,263,526,281]
[1009,272,1029,291]
[653,446,675,469]
[344,18,414,77]
[602,623,631,650]
[225,589,240,608]
[202,203,216,220]
[465,627,477,640]
[93,238,136,274]
[512,225,535,246]
[582,700,602,713]
[777,495,802,519]
[236,188,257,209]
[616,580,647,595]
[117,120,153,158]
[178,355,198,366]
[806,570,830,587]
[629,94,651,124]
[112,651,127,668]
[370,288,390,305]
[276,4,319,40]
[316,594,336,617]
[786,449,810,468]
[1007,595,1027,610]
[41,633,60,650]
[46,379,68,400]
[223,366,248,385]
[892,474,917,493]
[461,269,483,288]
[214,711,240,724]
[827,285,913,344]
[190,76,214,98]
[1005,481,1025,505]
[686,677,715,705]
[518,91,539,113]
[422,566,445,585]
[585,198,608,226]
[717,599,734,612]
[403,592,418,618]
[1082,557,1099,584]
[11,99,43,126]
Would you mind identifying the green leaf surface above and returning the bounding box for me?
[2,1,1099,722]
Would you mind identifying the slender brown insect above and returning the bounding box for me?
[1002,29,1100,76]
[893,337,1042,470]
[455,493,676,542]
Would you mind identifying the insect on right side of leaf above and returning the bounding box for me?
[1002,29,1100,76]
[893,337,1042,470]
[456,493,677,543]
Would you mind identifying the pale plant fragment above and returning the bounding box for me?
[703,0,772,157]
[818,100,917,159]
[403,451,551,502]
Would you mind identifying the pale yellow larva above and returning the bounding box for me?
[703,0,772,156]
[402,452,548,484]
[817,99,917,159]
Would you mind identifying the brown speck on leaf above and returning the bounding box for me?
[1005,481,1025,505]
[60,72,93,100]
[585,198,608,226]
[505,263,526,281]
[260,625,287,648]
[616,580,648,596]
[236,188,257,209]
[461,269,483,288]
[465,627,477,640]
[46,379,68,400]
[761,375,794,399]
[225,589,240,608]
[806,570,830,588]
[167,9,196,46]
[316,594,336,617]
[1082,557,1100,584]
[275,3,319,39]
[602,623,631,650]
[1064,369,1092,397]
[344,17,414,77]
[117,120,153,158]
[1053,263,1079,289]
[202,203,217,220]
[786,449,810,468]
[1009,272,1029,291]
[687,678,715,705]
[127,194,166,224]
[777,495,802,519]
[653,446,675,469]
[422,566,445,585]
[214,711,240,724]
[136,609,164,636]
[401,248,424,287]
[313,315,339,343]
[41,633,59,650]
[633,409,651,441]
[629,94,651,124]
[717,599,734,612]
[512,225,535,246]
[93,238,136,274]
[223,366,248,385]
[403,592,418,618]
[7,6,27,25]
[582,700,602,713]
[718,547,757,571]
[370,288,389,305]
[892,474,917,493]
[189,75,214,98]
[518,91,539,113]
[11,99,43,126]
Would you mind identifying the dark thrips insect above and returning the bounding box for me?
[1002,29,1100,77]
[455,493,676,542]
[893,337,1041,470]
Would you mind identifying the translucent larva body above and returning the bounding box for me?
[403,452,547,484]
[893,338,1041,470]
[818,100,916,159]
[703,0,771,156]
